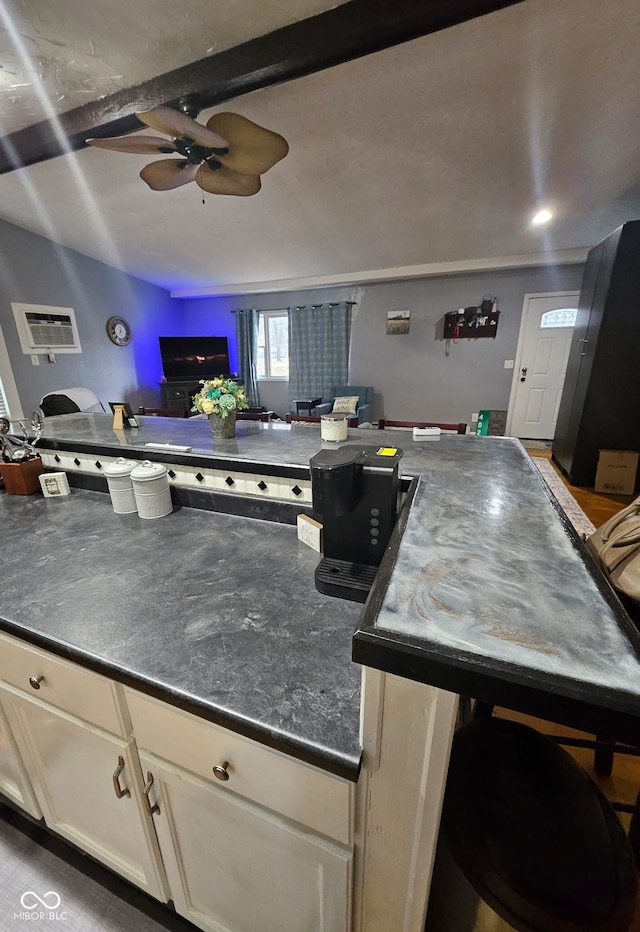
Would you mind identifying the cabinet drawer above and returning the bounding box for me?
[163,387,190,401]
[0,632,128,736]
[124,688,353,846]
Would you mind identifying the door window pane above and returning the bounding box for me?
[540,308,577,329]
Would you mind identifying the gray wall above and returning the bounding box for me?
[178,289,353,418]
[0,217,585,424]
[349,264,585,424]
[179,265,585,424]
[0,219,180,416]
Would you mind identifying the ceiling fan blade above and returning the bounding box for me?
[86,135,177,155]
[137,106,228,149]
[195,163,261,196]
[206,112,289,175]
[140,159,199,191]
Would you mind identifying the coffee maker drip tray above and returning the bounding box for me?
[315,558,379,603]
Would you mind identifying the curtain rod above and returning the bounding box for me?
[233,302,356,313]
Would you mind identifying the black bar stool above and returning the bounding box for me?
[425,718,637,931]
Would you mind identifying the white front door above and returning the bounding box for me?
[507,292,580,440]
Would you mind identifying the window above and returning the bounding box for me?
[257,310,289,379]
[0,379,8,419]
[540,308,578,329]
[0,324,22,419]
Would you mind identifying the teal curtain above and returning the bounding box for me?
[288,302,352,409]
[235,308,260,407]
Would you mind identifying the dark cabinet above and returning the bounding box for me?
[552,220,640,488]
[160,378,245,412]
[159,381,201,412]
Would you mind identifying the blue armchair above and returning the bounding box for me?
[315,386,374,426]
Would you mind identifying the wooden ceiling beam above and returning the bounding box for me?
[0,0,523,174]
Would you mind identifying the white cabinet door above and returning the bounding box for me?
[3,687,168,902]
[0,694,41,818]
[141,752,352,932]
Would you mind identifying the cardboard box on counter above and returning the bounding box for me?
[594,449,639,495]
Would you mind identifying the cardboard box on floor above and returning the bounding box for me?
[476,409,507,436]
[594,450,639,494]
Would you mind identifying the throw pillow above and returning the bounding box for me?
[332,395,360,414]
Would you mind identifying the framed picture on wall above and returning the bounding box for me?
[387,310,410,334]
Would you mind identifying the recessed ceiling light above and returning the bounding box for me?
[531,208,553,226]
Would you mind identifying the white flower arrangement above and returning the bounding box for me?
[191,378,249,419]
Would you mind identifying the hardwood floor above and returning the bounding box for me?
[526,446,635,526]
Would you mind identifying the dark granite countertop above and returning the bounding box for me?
[4,413,640,765]
[34,413,337,476]
[0,487,363,779]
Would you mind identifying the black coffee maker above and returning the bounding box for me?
[309,444,403,602]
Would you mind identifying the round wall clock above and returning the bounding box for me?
[106,316,132,346]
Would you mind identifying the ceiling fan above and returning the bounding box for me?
[86,99,288,196]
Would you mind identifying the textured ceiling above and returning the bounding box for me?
[0,0,639,294]
[0,0,346,131]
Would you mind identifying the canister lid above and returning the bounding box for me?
[103,457,137,477]
[321,412,348,420]
[131,460,168,481]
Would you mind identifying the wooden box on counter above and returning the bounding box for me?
[0,457,45,494]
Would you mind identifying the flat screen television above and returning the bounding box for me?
[159,336,230,382]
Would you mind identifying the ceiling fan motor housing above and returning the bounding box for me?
[173,137,228,165]
[86,104,288,194]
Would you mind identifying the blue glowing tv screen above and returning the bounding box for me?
[159,336,230,381]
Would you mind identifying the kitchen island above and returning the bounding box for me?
[1,413,639,932]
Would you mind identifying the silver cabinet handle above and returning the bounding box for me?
[143,771,160,816]
[112,755,131,799]
[212,760,230,782]
[29,675,45,690]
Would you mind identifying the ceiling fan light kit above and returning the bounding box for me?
[86,104,288,196]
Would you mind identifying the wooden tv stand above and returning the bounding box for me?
[160,380,201,412]
[160,377,244,412]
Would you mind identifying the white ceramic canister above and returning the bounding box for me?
[320,412,349,442]
[130,460,173,519]
[103,458,138,514]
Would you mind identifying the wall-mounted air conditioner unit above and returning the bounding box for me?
[12,303,82,354]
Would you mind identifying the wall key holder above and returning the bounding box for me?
[443,309,500,340]
[443,295,500,341]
